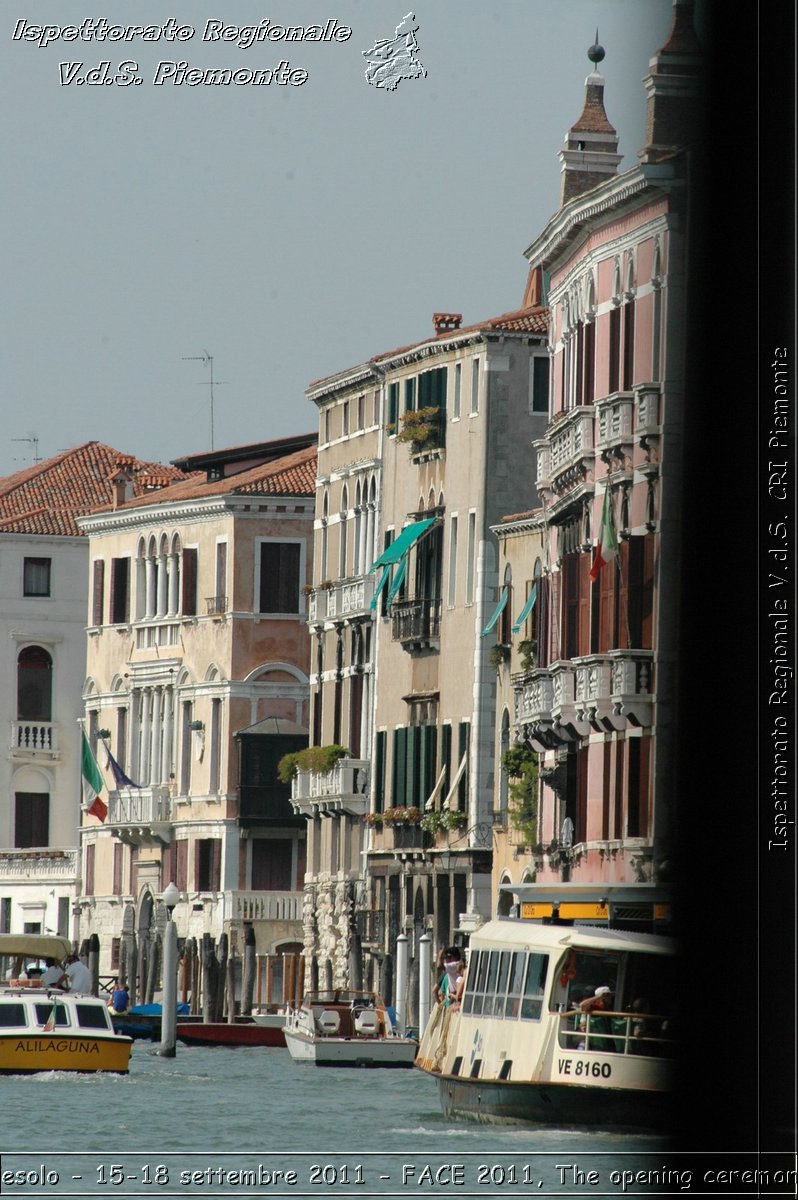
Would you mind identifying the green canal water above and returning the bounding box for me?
[0,1041,677,1197]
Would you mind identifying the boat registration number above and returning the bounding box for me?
[557,1058,612,1079]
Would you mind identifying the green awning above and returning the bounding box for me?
[370,518,436,571]
[511,583,537,635]
[369,566,391,610]
[385,557,407,606]
[481,586,509,637]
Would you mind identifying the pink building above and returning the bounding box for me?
[509,5,701,900]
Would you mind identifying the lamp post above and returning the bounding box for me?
[159,882,180,1057]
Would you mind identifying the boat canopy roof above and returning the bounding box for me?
[0,933,71,960]
[471,919,675,957]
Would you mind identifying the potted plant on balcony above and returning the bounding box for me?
[396,407,441,454]
[277,744,350,783]
[489,643,511,672]
[517,639,537,671]
[501,744,539,847]
[363,811,384,827]
[381,806,422,825]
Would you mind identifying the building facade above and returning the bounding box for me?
[75,439,318,981]
[299,308,550,1002]
[0,443,187,942]
[506,8,700,910]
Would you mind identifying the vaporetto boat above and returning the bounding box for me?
[416,912,675,1126]
[0,934,133,1074]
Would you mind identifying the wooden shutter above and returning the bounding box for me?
[85,844,95,896]
[576,745,588,843]
[641,534,655,649]
[182,548,197,616]
[112,843,123,895]
[577,555,591,656]
[211,839,222,891]
[176,839,188,891]
[602,742,611,839]
[457,721,470,809]
[92,560,105,626]
[582,320,595,405]
[260,543,300,614]
[598,552,617,652]
[613,739,625,840]
[110,557,130,624]
[608,306,621,393]
[623,300,636,390]
[421,724,437,804]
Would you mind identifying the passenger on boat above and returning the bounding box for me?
[108,983,130,1015]
[434,947,463,1009]
[40,958,65,987]
[579,985,615,1051]
[63,954,93,994]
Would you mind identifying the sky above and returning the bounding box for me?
[1,0,675,476]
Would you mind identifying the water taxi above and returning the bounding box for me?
[284,989,417,1067]
[0,934,133,1074]
[416,895,675,1127]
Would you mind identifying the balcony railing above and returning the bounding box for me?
[134,621,181,649]
[635,384,661,433]
[0,849,77,880]
[573,651,654,730]
[548,407,595,478]
[11,721,57,755]
[595,391,634,451]
[106,786,172,844]
[391,597,441,648]
[368,823,429,852]
[223,890,304,924]
[206,595,228,616]
[292,758,370,817]
[326,575,376,621]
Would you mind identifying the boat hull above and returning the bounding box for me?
[284,1028,416,1068]
[176,1021,285,1048]
[0,1032,132,1075]
[435,1073,672,1128]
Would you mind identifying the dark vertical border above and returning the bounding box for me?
[675,0,797,1152]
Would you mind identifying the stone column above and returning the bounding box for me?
[167,553,179,617]
[162,687,174,783]
[145,556,156,620]
[139,688,151,784]
[156,552,168,617]
[150,688,162,784]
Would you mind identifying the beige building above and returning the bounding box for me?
[300,307,550,1003]
[75,436,318,983]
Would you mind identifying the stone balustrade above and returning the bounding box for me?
[11,721,57,755]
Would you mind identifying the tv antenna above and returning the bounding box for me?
[182,351,228,451]
[12,435,42,466]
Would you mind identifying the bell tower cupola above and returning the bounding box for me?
[558,33,622,207]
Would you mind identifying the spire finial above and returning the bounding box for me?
[587,30,605,66]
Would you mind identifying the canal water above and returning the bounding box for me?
[0,1042,681,1199]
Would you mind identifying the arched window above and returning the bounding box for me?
[499,564,513,645]
[320,491,329,582]
[339,485,349,578]
[499,709,510,818]
[17,647,53,721]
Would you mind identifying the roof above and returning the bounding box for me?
[172,431,318,475]
[308,304,548,393]
[106,444,318,512]
[0,442,191,537]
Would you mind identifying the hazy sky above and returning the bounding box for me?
[1,0,674,476]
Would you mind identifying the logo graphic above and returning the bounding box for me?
[363,12,426,91]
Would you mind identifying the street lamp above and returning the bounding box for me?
[162,882,180,919]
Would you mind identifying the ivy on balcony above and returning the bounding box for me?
[396,407,443,454]
[501,744,539,847]
[277,744,350,784]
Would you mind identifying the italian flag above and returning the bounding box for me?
[81,730,107,821]
[589,483,619,583]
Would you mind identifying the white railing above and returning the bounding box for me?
[134,621,180,650]
[513,671,554,725]
[635,384,660,431]
[224,890,304,923]
[11,721,57,754]
[308,589,328,622]
[107,786,171,825]
[0,849,77,880]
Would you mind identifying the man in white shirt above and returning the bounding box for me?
[63,955,93,993]
[40,958,65,987]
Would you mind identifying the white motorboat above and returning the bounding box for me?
[416,916,675,1126]
[284,989,417,1067]
[0,934,133,1074]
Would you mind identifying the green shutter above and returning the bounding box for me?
[421,725,438,802]
[404,378,416,412]
[457,721,470,808]
[392,727,407,806]
[374,730,386,813]
[388,382,399,430]
[441,724,452,794]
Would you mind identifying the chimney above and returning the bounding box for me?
[522,266,544,308]
[433,313,463,335]
[559,34,622,207]
[109,457,135,508]
[640,0,703,163]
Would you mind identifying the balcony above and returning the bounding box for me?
[595,391,634,455]
[223,890,303,924]
[512,668,558,751]
[548,407,595,487]
[573,651,654,731]
[291,758,370,818]
[134,620,181,650]
[550,662,591,741]
[205,595,228,617]
[11,721,58,758]
[0,849,77,880]
[308,576,376,624]
[635,384,661,435]
[391,597,441,650]
[106,785,173,845]
[368,823,429,853]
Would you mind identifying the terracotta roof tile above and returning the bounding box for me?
[0,442,191,537]
[109,444,318,512]
[309,304,549,391]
